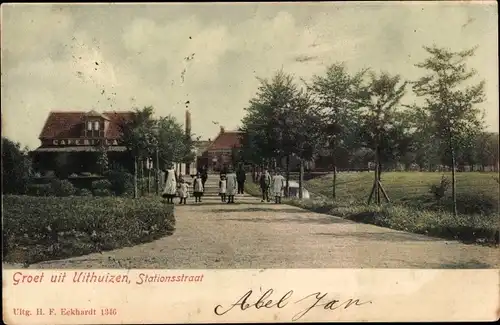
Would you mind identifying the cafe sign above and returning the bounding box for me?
[52,139,120,146]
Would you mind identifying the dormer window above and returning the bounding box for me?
[94,121,100,131]
[87,121,93,131]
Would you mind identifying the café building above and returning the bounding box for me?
[31,110,135,177]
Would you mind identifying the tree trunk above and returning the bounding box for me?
[147,166,151,194]
[133,156,138,199]
[299,159,304,199]
[285,155,290,198]
[332,145,337,200]
[155,149,160,195]
[374,145,380,205]
[449,134,458,217]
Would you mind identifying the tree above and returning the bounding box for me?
[119,106,159,198]
[157,115,191,167]
[240,70,324,197]
[308,63,367,199]
[96,144,109,175]
[2,137,33,194]
[240,70,299,195]
[475,132,499,171]
[412,45,486,217]
[356,71,407,205]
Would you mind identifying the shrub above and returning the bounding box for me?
[93,188,113,197]
[50,179,76,197]
[76,188,93,197]
[27,184,53,197]
[92,179,112,190]
[282,197,498,245]
[106,170,134,196]
[3,196,175,265]
[2,137,33,194]
[429,175,450,201]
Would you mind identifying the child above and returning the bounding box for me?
[177,179,189,205]
[219,174,227,202]
[193,173,204,203]
[271,169,285,204]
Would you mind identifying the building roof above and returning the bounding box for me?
[206,131,243,151]
[33,146,128,152]
[39,111,135,140]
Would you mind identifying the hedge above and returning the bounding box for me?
[3,195,175,265]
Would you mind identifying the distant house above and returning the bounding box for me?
[203,126,243,172]
[31,110,135,177]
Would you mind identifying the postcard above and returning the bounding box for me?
[2,1,499,324]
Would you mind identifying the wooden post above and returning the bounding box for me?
[147,158,151,194]
[285,155,290,197]
[299,159,304,199]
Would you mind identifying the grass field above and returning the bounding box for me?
[306,171,499,215]
[245,171,499,245]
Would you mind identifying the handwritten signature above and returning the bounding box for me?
[214,289,372,321]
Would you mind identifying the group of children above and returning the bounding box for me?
[175,174,205,204]
[162,169,239,205]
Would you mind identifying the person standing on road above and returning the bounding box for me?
[259,168,271,203]
[219,173,227,202]
[225,167,237,204]
[193,173,204,203]
[201,165,208,189]
[177,178,189,204]
[271,169,286,204]
[162,163,177,204]
[236,165,246,194]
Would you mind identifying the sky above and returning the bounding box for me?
[1,2,498,149]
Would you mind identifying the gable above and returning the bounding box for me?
[39,111,134,140]
[207,132,243,151]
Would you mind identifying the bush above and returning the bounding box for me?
[50,179,76,197]
[91,179,112,190]
[91,179,112,196]
[76,188,93,197]
[3,195,175,265]
[27,184,54,197]
[106,170,134,196]
[93,188,113,197]
[282,197,498,246]
[429,175,450,201]
[2,137,33,194]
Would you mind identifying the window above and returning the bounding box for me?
[94,121,100,131]
[87,121,93,131]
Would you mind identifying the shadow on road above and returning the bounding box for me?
[170,201,264,206]
[432,259,494,269]
[314,231,441,242]
[210,207,304,213]
[218,215,351,225]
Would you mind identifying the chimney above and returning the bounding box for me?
[220,126,225,134]
[185,110,191,135]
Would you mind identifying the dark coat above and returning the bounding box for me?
[236,169,246,182]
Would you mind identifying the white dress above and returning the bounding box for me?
[193,178,204,193]
[162,169,177,196]
[226,173,237,196]
[219,179,227,194]
[271,175,286,197]
[178,183,189,198]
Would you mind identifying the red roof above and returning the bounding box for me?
[206,131,242,151]
[39,111,135,140]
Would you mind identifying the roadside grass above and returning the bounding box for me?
[244,172,499,245]
[3,195,175,265]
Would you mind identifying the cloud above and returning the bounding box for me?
[1,3,498,149]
